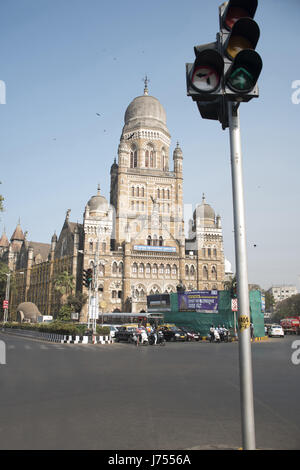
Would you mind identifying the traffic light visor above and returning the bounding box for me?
[226,49,262,93]
[191,49,224,93]
[225,17,260,60]
[223,0,258,30]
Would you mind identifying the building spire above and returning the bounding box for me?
[97,183,101,195]
[143,75,150,95]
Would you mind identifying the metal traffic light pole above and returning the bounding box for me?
[227,100,256,450]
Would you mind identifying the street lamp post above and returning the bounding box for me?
[3,272,11,324]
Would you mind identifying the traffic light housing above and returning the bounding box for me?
[186,42,224,101]
[186,42,226,126]
[219,0,263,101]
[83,268,93,288]
[186,0,263,126]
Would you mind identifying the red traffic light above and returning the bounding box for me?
[222,0,258,31]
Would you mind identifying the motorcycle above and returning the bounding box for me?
[209,329,220,343]
[149,330,166,346]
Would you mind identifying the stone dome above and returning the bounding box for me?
[173,142,183,158]
[87,185,109,215]
[123,85,169,135]
[125,95,166,125]
[17,302,41,323]
[194,195,216,225]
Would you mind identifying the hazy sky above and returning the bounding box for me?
[1,0,299,291]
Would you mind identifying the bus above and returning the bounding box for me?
[98,312,164,327]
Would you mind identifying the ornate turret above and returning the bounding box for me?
[173,142,183,174]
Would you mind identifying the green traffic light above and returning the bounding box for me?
[227,67,255,92]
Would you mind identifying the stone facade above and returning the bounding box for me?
[0,85,226,321]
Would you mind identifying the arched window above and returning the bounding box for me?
[203,266,208,280]
[99,264,105,277]
[159,236,163,246]
[162,189,165,199]
[213,248,217,258]
[132,263,138,275]
[131,186,135,196]
[139,263,144,274]
[146,144,155,168]
[89,241,93,252]
[190,265,195,278]
[157,188,160,199]
[130,148,137,168]
[162,149,166,170]
[141,187,144,197]
[152,264,158,274]
[167,189,170,199]
[119,262,123,275]
[165,264,171,276]
[185,265,189,277]
[159,264,164,274]
[112,262,118,275]
[211,266,217,281]
[136,187,139,197]
[147,235,152,246]
[146,263,151,275]
[172,264,177,276]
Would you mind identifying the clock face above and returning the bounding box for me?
[191,65,220,92]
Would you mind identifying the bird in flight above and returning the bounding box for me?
[96,113,101,116]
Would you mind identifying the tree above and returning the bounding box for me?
[67,292,88,313]
[53,271,75,305]
[264,291,275,312]
[57,304,72,322]
[271,294,300,323]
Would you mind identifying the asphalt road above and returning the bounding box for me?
[0,332,299,450]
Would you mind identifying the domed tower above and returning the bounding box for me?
[188,194,225,290]
[112,79,184,246]
[83,185,113,257]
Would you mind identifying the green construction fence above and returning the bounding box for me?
[163,290,265,338]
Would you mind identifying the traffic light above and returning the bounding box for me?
[83,268,93,288]
[186,0,263,127]
[186,42,226,125]
[186,42,224,100]
[219,0,263,101]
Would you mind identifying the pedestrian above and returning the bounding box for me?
[250,323,254,341]
[209,325,215,343]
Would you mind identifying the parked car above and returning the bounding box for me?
[114,326,138,343]
[180,327,201,341]
[159,326,187,342]
[268,324,284,338]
